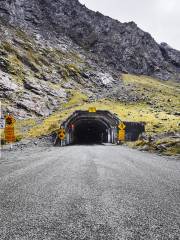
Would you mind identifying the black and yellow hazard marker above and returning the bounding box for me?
[5,115,16,126]
[118,122,126,130]
[58,128,65,140]
[4,114,16,143]
[118,122,126,141]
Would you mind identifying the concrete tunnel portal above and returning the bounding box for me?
[55,110,146,146]
[58,110,120,146]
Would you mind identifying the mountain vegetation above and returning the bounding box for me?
[0,0,179,154]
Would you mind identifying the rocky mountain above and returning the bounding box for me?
[1,0,180,79]
[0,0,180,119]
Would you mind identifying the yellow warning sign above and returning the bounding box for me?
[88,107,96,113]
[118,129,125,141]
[5,114,16,126]
[118,122,126,130]
[58,128,65,140]
[5,125,15,143]
[4,115,16,143]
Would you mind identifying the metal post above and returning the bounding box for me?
[108,129,111,143]
[112,129,115,144]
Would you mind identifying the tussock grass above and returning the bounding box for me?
[2,73,179,144]
[122,74,180,114]
[16,98,179,140]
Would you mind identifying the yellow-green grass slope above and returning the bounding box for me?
[1,74,180,155]
[123,74,180,155]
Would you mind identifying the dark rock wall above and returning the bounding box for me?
[0,0,179,80]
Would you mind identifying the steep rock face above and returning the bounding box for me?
[0,0,179,81]
[160,43,180,68]
[0,18,127,118]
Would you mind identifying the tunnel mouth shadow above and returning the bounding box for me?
[72,120,109,145]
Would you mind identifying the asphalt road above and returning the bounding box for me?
[0,145,180,240]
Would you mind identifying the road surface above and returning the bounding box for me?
[0,145,180,240]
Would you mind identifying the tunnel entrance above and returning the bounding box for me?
[74,119,108,144]
[57,110,120,146]
[54,110,146,146]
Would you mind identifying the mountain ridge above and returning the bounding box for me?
[0,0,180,81]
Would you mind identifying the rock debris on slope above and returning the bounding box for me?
[0,0,180,118]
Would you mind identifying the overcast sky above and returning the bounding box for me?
[79,0,180,50]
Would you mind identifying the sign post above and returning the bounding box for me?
[58,128,65,146]
[118,122,126,141]
[0,118,5,151]
[118,129,125,141]
[4,114,16,147]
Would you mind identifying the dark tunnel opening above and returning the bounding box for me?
[73,120,109,145]
[56,110,146,146]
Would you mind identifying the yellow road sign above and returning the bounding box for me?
[59,133,65,140]
[59,128,65,133]
[5,125,15,143]
[4,115,16,143]
[59,128,65,140]
[118,122,126,130]
[88,107,96,113]
[118,129,125,141]
[5,114,16,126]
